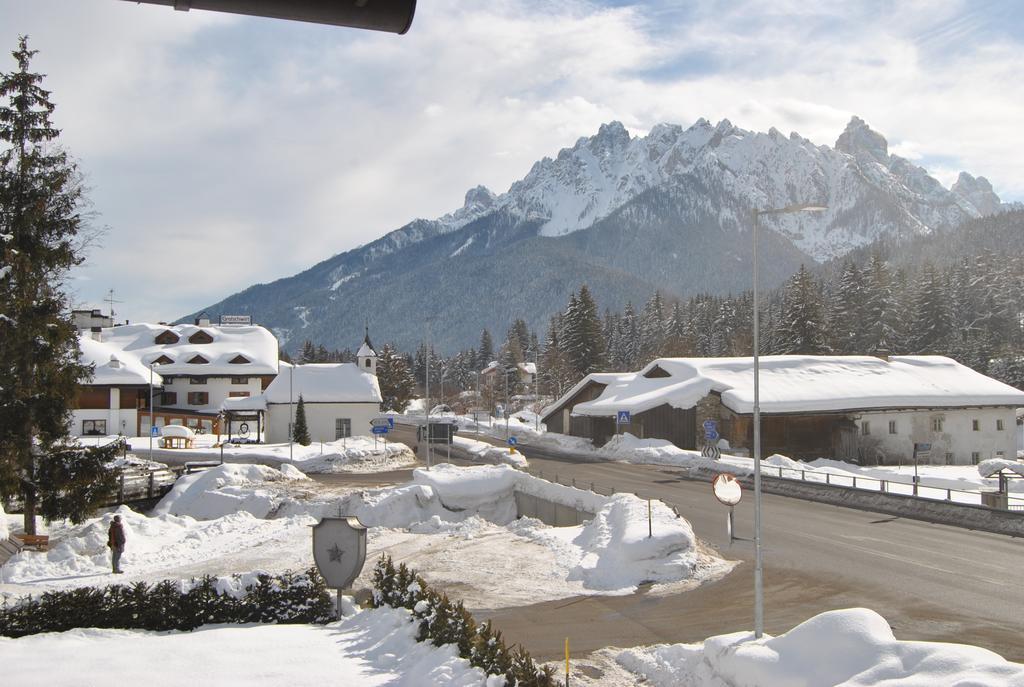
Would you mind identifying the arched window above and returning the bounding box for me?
[228,354,250,364]
[187,354,210,365]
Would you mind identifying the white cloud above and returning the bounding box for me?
[1,0,1022,324]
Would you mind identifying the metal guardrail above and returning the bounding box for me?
[759,464,1024,510]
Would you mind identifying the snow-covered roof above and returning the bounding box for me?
[356,341,376,358]
[519,362,536,375]
[264,362,382,404]
[79,334,162,386]
[977,459,1024,479]
[568,355,1024,417]
[220,395,268,413]
[97,323,279,377]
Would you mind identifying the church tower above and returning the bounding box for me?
[357,326,377,376]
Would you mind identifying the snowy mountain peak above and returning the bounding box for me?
[835,115,889,163]
[952,172,1001,215]
[463,184,496,209]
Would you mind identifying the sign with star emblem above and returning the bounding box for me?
[312,516,367,590]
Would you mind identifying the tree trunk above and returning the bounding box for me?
[22,483,37,535]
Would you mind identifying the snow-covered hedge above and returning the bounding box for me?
[0,568,332,638]
[371,555,559,687]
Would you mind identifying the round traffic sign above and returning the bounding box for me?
[712,473,742,506]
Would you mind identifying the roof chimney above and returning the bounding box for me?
[90,326,102,342]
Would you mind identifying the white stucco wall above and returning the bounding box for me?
[266,402,381,444]
[71,388,140,436]
[856,407,1017,465]
[161,376,264,413]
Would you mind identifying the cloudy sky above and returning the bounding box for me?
[1,0,1022,323]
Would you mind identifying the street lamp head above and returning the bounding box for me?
[755,203,828,217]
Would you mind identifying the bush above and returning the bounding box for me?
[370,554,560,686]
[0,567,333,638]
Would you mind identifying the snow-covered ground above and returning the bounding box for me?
[121,435,416,474]
[1,463,728,607]
[0,605,492,687]
[610,608,1024,687]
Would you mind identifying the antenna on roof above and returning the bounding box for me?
[106,289,124,321]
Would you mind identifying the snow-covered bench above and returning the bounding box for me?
[159,424,195,449]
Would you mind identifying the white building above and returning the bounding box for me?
[263,356,382,444]
[542,355,1024,465]
[73,335,163,437]
[73,318,278,436]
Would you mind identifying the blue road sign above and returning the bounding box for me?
[617,410,631,425]
[387,417,395,429]
[151,425,160,437]
[703,419,718,440]
[707,431,720,442]
[508,436,518,446]
[371,425,389,435]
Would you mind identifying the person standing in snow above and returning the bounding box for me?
[107,514,126,574]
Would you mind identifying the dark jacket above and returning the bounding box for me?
[107,521,126,549]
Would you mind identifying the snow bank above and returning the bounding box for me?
[569,494,698,589]
[0,605,488,687]
[153,463,307,520]
[616,607,1024,687]
[291,438,416,474]
[453,435,528,468]
[0,505,312,586]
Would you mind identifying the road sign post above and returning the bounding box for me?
[702,419,720,459]
[712,473,742,543]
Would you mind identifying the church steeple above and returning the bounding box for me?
[357,325,377,375]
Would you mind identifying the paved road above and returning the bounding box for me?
[483,443,1024,661]
[339,426,1024,661]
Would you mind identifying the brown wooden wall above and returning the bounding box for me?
[730,413,850,460]
[543,381,608,434]
[630,404,697,449]
[76,387,110,409]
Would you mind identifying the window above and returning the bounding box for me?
[228,391,250,398]
[187,354,209,365]
[861,421,870,436]
[187,391,209,406]
[161,391,177,405]
[335,418,351,439]
[365,359,372,368]
[971,452,980,465]
[82,419,106,435]
[888,420,897,434]
[190,377,205,385]
[228,355,250,364]
[931,417,944,432]
[188,330,214,344]
[972,419,979,431]
[153,354,174,365]
[231,376,249,385]
[996,419,1005,431]
[154,330,179,345]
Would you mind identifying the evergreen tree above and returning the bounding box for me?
[478,329,494,367]
[561,285,605,379]
[0,38,95,533]
[377,343,416,412]
[615,301,640,370]
[539,315,572,397]
[908,262,951,354]
[776,264,830,354]
[829,260,866,354]
[860,253,902,355]
[299,340,317,364]
[292,395,311,445]
[638,291,666,361]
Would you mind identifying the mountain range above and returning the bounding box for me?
[186,116,1006,352]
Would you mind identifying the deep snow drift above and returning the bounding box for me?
[614,607,1024,687]
[0,605,491,687]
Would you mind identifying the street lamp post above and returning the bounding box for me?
[752,203,826,639]
[148,361,160,463]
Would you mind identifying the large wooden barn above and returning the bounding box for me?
[541,356,1024,465]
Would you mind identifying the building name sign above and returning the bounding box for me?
[220,315,252,326]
